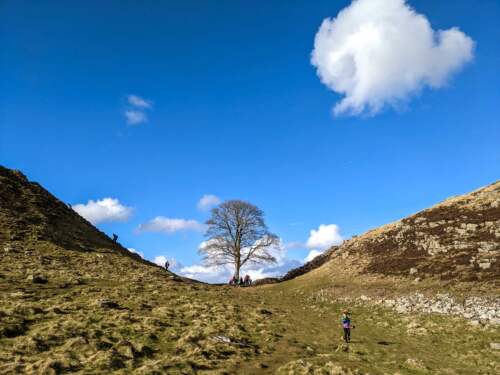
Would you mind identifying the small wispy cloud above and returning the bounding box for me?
[123,94,153,125]
[124,110,148,125]
[282,241,304,250]
[197,194,221,211]
[136,216,206,234]
[127,94,152,109]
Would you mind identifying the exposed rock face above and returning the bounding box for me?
[328,181,500,282]
[393,294,499,325]
[372,293,499,325]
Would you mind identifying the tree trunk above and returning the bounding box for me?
[235,259,241,281]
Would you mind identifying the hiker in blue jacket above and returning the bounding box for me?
[341,310,354,343]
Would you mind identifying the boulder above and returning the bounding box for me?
[27,274,48,284]
[97,299,120,309]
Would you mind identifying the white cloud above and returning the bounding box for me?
[306,224,343,250]
[153,255,167,266]
[152,255,180,269]
[304,249,324,263]
[128,248,144,258]
[137,217,205,234]
[180,264,232,284]
[198,239,217,250]
[73,198,133,225]
[197,194,221,211]
[128,94,152,109]
[179,256,303,284]
[311,0,474,116]
[124,94,153,125]
[180,238,302,283]
[283,241,304,250]
[245,257,302,281]
[124,110,148,125]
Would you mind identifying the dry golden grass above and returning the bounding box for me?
[1,241,499,374]
[1,168,498,374]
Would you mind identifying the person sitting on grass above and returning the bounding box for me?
[341,310,354,343]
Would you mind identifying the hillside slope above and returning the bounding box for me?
[0,166,139,258]
[322,181,499,283]
[0,166,282,373]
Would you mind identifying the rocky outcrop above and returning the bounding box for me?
[384,293,500,325]
[337,293,500,326]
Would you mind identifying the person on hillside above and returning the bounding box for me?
[341,310,353,343]
[244,274,251,286]
[112,234,118,243]
[229,275,236,285]
[239,276,244,286]
[164,260,170,270]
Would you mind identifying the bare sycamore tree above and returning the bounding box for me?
[200,200,279,280]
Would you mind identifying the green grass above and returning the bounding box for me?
[237,281,499,375]
[1,242,499,374]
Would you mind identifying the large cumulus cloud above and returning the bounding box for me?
[311,0,474,116]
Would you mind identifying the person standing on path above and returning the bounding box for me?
[341,310,353,343]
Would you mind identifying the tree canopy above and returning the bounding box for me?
[200,200,279,280]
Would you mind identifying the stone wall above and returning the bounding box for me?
[348,293,500,326]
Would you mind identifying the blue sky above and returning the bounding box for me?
[1,0,499,282]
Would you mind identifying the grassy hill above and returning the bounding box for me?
[323,180,499,283]
[0,166,498,374]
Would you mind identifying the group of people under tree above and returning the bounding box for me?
[228,274,252,286]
